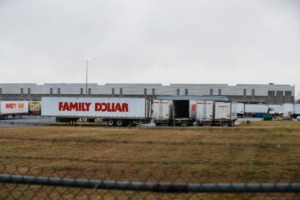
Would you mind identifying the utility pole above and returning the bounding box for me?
[85,57,90,96]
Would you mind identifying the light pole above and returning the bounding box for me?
[85,57,90,96]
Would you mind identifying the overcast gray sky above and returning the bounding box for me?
[0,0,299,92]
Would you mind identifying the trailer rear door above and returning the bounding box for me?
[173,100,189,118]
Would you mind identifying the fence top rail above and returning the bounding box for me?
[1,174,300,193]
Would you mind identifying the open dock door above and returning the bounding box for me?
[173,100,195,126]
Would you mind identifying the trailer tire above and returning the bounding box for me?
[116,120,124,126]
[107,119,115,126]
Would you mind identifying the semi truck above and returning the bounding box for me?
[268,105,283,115]
[0,101,29,119]
[237,103,245,118]
[41,97,152,126]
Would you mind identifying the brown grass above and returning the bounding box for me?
[0,120,299,199]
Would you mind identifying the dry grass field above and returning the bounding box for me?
[0,120,299,199]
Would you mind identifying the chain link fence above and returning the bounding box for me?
[1,164,299,199]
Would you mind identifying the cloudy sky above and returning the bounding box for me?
[0,0,299,92]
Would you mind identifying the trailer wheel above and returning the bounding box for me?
[116,120,124,126]
[107,119,115,126]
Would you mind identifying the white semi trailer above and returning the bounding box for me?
[0,101,29,119]
[152,99,172,126]
[244,104,269,117]
[41,97,152,126]
[282,103,294,115]
[152,96,230,126]
[195,100,214,125]
[152,99,197,126]
[172,99,197,126]
[214,101,237,126]
[196,101,237,126]
[293,104,300,118]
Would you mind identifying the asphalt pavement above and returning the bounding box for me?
[0,116,297,127]
[0,115,56,127]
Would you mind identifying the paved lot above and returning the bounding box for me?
[1,116,296,127]
[0,115,55,127]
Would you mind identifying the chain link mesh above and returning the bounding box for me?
[0,164,299,199]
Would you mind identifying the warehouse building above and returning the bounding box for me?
[0,83,295,104]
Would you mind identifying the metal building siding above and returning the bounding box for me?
[0,83,295,102]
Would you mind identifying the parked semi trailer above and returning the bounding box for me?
[152,99,172,126]
[29,101,41,115]
[196,101,237,126]
[0,101,29,119]
[244,104,269,118]
[195,100,214,125]
[41,97,152,126]
[282,103,294,116]
[214,101,237,126]
[152,99,197,126]
[293,104,300,118]
[152,96,229,126]
[172,99,197,126]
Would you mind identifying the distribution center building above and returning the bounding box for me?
[0,83,295,104]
